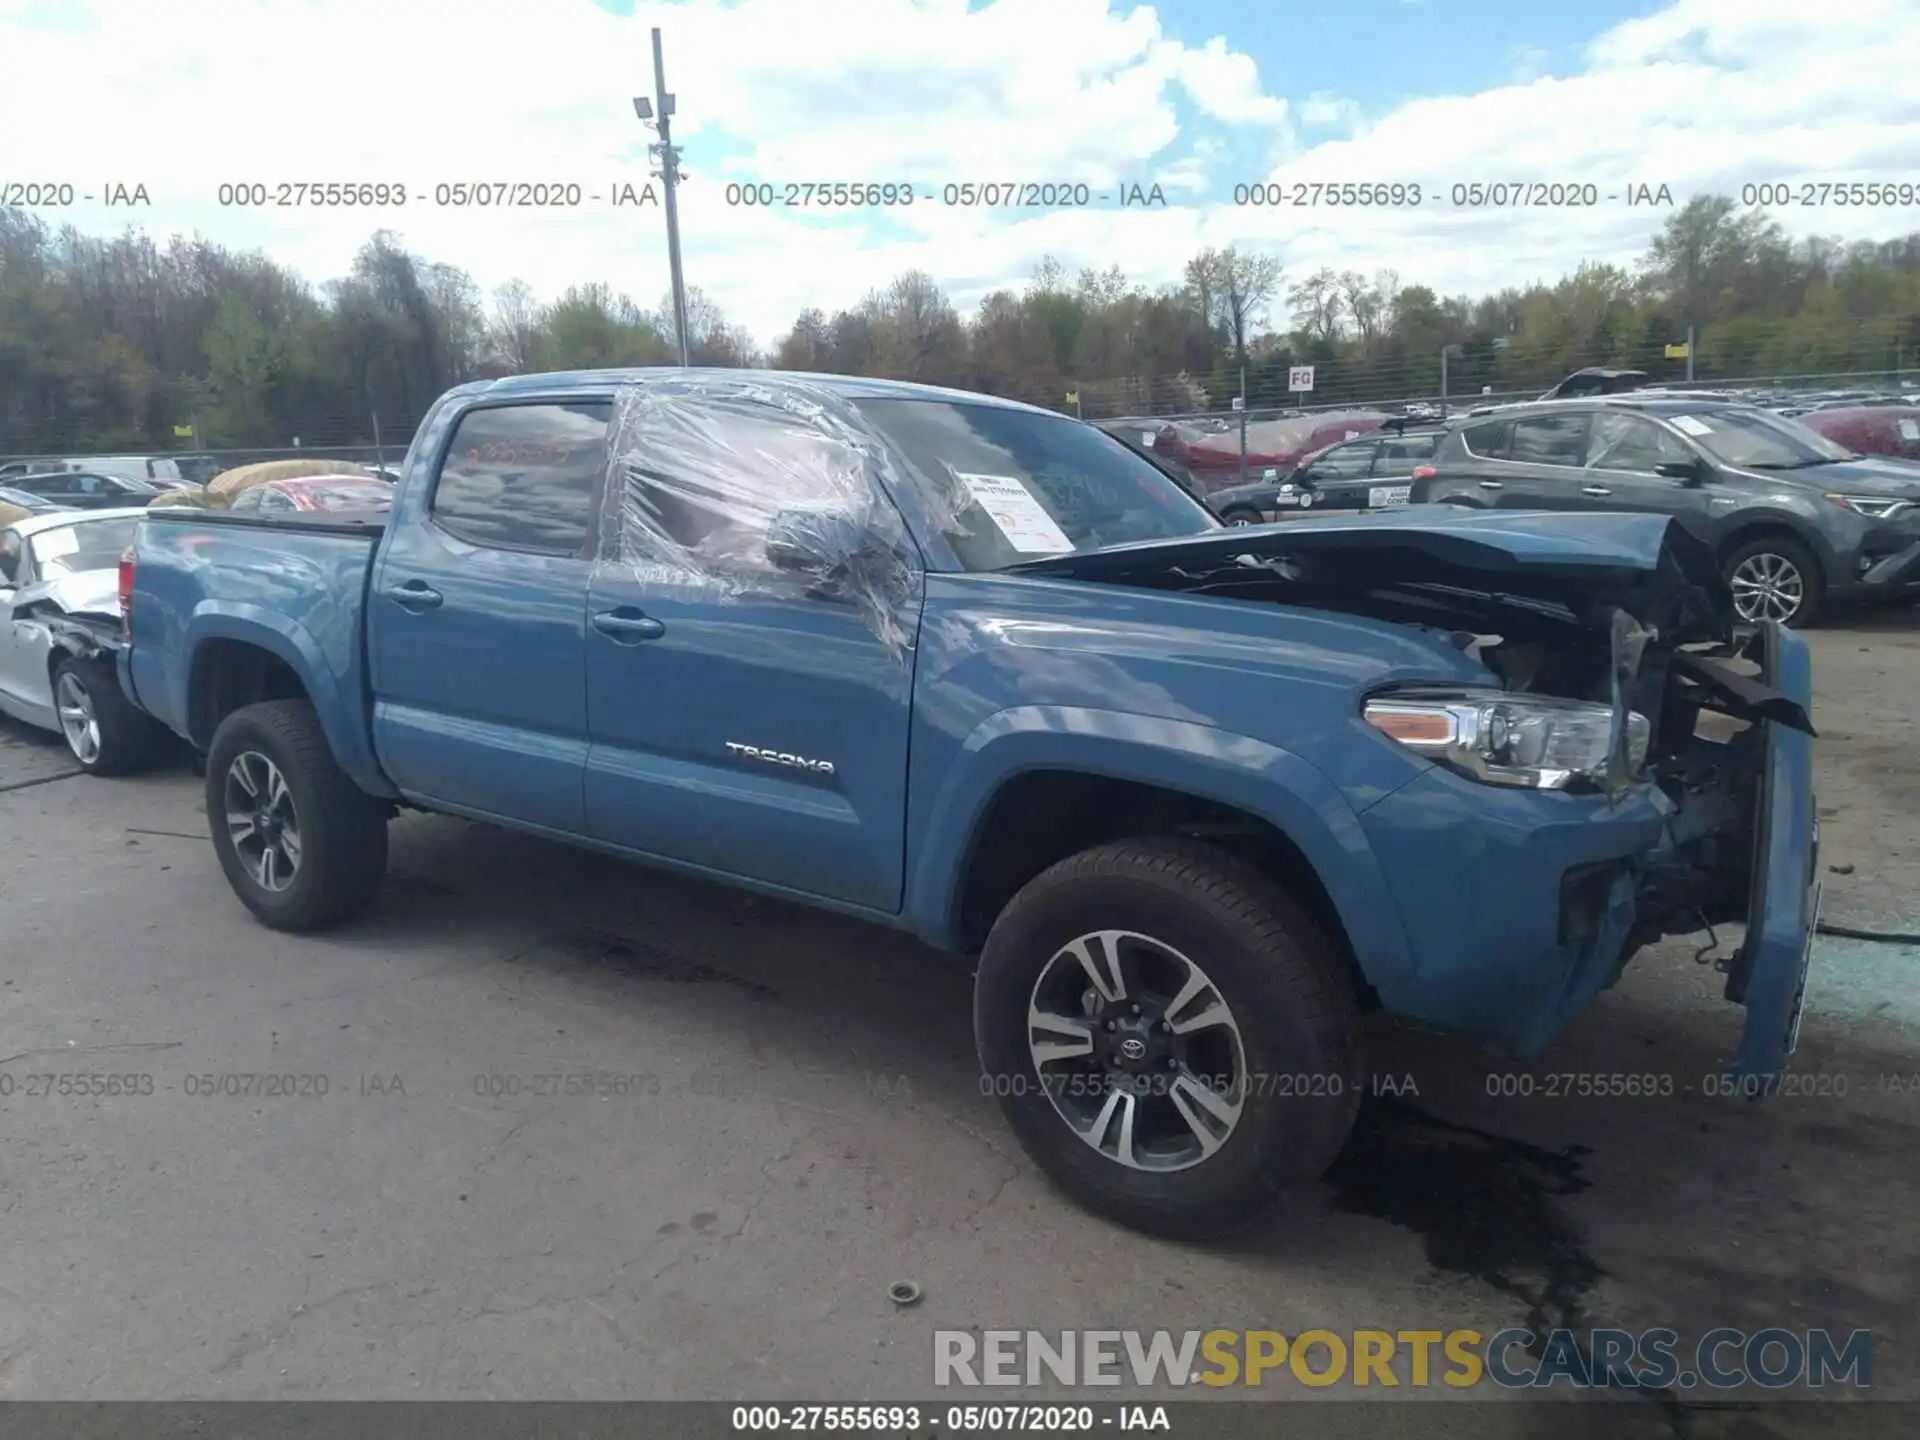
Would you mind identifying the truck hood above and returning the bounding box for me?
[1006,508,1733,642]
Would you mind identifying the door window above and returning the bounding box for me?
[1509,414,1590,467]
[430,402,612,555]
[1460,419,1513,459]
[1301,443,1376,481]
[1584,412,1696,472]
[1375,434,1439,475]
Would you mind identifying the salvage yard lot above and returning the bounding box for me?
[2,613,1917,1419]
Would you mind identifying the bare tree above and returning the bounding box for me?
[1189,246,1281,368]
[489,279,543,373]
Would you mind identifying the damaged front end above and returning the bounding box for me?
[1011,510,1822,1082]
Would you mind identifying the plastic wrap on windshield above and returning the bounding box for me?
[598,378,926,656]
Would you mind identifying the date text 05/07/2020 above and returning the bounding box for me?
[1229,180,1681,208]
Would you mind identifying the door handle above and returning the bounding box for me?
[1476,480,1503,490]
[386,580,443,612]
[1581,485,1613,497]
[592,608,665,643]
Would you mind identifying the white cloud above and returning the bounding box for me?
[0,0,1916,349]
[1298,92,1361,130]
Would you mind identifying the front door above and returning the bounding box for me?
[1578,410,1713,519]
[582,394,922,912]
[368,399,610,833]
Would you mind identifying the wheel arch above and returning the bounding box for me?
[906,710,1416,999]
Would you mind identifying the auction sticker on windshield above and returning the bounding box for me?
[1900,419,1919,441]
[1671,415,1714,437]
[956,472,1075,554]
[34,526,78,557]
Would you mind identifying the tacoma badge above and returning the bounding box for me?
[725,742,835,775]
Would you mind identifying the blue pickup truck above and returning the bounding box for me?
[119,369,1820,1238]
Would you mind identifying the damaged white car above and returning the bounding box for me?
[0,508,160,774]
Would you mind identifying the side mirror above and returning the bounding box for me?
[1655,459,1704,483]
[765,508,882,580]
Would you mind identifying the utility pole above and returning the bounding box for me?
[635,29,691,367]
[1685,324,1696,383]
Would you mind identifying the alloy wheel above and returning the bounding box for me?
[224,750,302,891]
[1026,929,1247,1172]
[1730,552,1805,624]
[55,671,100,765]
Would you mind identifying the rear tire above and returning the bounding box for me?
[52,655,155,776]
[1723,534,1824,628]
[974,838,1363,1240]
[205,699,388,932]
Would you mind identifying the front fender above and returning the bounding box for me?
[902,705,1416,982]
[181,603,393,798]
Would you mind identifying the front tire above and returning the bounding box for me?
[205,699,388,931]
[1724,534,1824,627]
[52,655,155,776]
[974,839,1362,1240]
[1219,507,1263,527]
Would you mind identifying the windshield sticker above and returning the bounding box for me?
[1900,418,1919,441]
[956,472,1075,554]
[1671,415,1714,437]
[1141,431,1156,446]
[34,526,78,557]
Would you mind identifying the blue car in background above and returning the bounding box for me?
[116,369,1820,1239]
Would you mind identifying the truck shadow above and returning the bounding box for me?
[342,810,1917,1399]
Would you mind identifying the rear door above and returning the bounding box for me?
[1295,440,1377,511]
[1365,432,1439,508]
[368,399,610,833]
[1493,412,1594,509]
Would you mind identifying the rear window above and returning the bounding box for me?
[1460,419,1512,458]
[1509,413,1589,467]
[303,482,392,510]
[29,516,140,578]
[431,402,612,554]
[852,398,1216,572]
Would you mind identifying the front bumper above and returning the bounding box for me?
[1354,626,1819,1079]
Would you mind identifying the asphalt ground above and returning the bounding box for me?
[1,611,1916,1436]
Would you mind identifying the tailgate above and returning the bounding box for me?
[1723,623,1821,1082]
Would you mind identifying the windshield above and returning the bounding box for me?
[853,398,1217,571]
[1671,409,1855,468]
[29,516,139,578]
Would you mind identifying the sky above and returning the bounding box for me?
[2,0,1918,347]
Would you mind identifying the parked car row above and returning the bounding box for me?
[1,471,391,770]
[1186,388,1920,627]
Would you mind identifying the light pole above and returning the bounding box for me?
[1440,343,1463,418]
[634,27,691,367]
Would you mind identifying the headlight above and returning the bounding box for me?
[1363,689,1650,790]
[1826,494,1916,519]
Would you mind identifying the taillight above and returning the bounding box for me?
[118,548,134,637]
[1412,465,1438,480]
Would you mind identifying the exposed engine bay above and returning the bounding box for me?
[1008,510,1817,1003]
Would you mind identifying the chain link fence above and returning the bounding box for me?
[5,367,1915,477]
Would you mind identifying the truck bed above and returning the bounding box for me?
[125,505,390,796]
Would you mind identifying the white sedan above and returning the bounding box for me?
[0,507,160,774]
